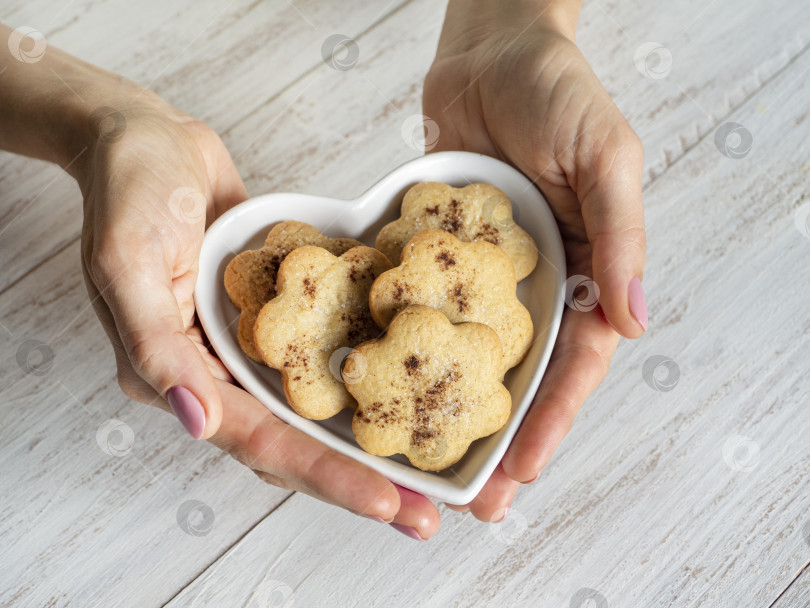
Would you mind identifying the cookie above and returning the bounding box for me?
[344,305,511,471]
[224,221,361,362]
[375,182,538,280]
[253,245,392,420]
[369,229,533,371]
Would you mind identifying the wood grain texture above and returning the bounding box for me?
[772,562,810,607]
[0,0,409,295]
[2,0,809,296]
[579,0,810,183]
[0,240,292,607]
[168,14,810,608]
[0,3,412,605]
[1,0,810,606]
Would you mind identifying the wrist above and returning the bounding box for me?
[436,0,579,61]
[48,60,136,173]
[48,59,157,182]
[0,25,160,178]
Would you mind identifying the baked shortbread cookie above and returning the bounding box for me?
[254,245,392,420]
[224,221,361,362]
[370,229,533,371]
[344,305,511,471]
[375,182,538,280]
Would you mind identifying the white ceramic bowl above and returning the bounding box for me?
[195,151,566,505]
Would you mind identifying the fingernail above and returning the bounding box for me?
[167,386,206,439]
[493,504,510,523]
[361,513,390,523]
[524,471,540,484]
[628,277,648,331]
[389,523,426,541]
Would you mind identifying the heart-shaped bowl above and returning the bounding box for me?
[195,151,566,505]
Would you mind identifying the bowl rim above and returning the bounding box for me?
[195,151,567,504]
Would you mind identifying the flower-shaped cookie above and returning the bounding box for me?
[224,221,361,362]
[254,245,392,420]
[376,182,538,280]
[344,305,511,471]
[370,229,533,371]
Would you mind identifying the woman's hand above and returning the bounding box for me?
[73,88,440,538]
[0,25,440,539]
[423,0,647,520]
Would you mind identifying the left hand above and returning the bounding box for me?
[422,0,647,521]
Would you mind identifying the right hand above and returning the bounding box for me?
[422,0,647,521]
[75,84,440,538]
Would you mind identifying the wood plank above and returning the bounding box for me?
[0,0,410,295]
[0,240,292,607]
[0,4,414,604]
[579,0,810,182]
[167,20,810,608]
[2,0,810,605]
[3,0,809,296]
[3,0,409,131]
[772,562,810,607]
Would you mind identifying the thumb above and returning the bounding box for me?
[93,249,223,439]
[579,127,648,338]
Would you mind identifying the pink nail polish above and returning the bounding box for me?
[390,523,426,541]
[362,514,388,523]
[167,386,206,439]
[628,277,648,331]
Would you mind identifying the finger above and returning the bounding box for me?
[389,485,441,541]
[80,262,165,406]
[465,463,520,523]
[502,306,619,483]
[207,135,249,220]
[186,324,233,383]
[578,124,648,338]
[90,243,222,440]
[211,381,405,524]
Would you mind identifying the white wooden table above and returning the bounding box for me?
[2,1,810,606]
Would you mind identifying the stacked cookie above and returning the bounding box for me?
[224,182,537,471]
